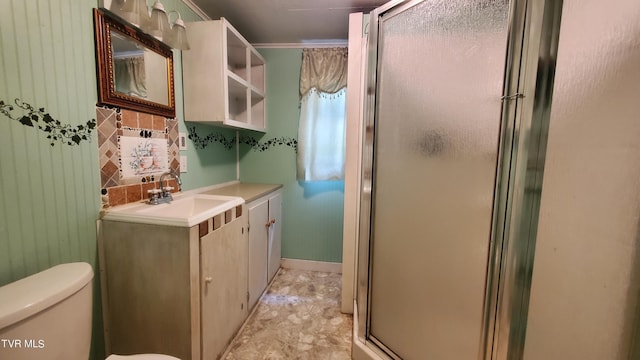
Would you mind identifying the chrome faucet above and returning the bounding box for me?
[147,170,182,205]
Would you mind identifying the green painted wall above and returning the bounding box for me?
[0,1,234,359]
[162,0,238,189]
[0,1,103,357]
[239,48,345,264]
[179,123,237,189]
[1,4,343,360]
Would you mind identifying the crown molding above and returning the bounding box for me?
[253,41,348,49]
[181,0,211,20]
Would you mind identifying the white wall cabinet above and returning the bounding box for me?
[183,18,266,132]
[99,206,247,360]
[247,189,282,309]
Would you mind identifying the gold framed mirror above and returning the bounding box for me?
[94,8,175,118]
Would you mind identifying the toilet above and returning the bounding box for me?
[0,262,179,360]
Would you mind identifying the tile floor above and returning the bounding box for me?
[222,268,353,360]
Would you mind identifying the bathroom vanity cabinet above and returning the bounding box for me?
[99,205,247,360]
[182,18,266,132]
[247,189,282,309]
[200,184,283,311]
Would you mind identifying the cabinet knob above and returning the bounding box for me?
[204,276,213,283]
[271,219,276,225]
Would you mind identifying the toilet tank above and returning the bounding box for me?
[0,262,94,360]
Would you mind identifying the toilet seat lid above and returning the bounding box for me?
[106,354,181,360]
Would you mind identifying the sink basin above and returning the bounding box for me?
[102,194,244,227]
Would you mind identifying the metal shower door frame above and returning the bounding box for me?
[355,0,563,359]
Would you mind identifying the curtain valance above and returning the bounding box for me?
[114,56,147,98]
[299,47,348,97]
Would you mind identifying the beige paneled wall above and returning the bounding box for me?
[523,0,640,358]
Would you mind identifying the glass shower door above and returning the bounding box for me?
[363,0,511,358]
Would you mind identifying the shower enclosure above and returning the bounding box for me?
[353,0,640,359]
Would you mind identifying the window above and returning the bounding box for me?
[296,48,348,181]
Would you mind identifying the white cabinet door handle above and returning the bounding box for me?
[204,276,213,283]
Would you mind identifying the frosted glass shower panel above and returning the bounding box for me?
[368,0,509,358]
[523,1,640,359]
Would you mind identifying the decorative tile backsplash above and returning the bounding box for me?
[120,136,169,178]
[97,106,179,208]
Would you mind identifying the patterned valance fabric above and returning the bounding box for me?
[299,47,348,97]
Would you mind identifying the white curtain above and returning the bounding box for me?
[297,48,348,181]
[114,56,147,98]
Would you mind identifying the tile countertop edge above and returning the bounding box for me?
[198,182,283,203]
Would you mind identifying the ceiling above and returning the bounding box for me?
[188,0,388,45]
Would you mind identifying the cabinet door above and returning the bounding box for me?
[267,192,282,282]
[248,199,269,309]
[101,221,194,360]
[200,217,247,360]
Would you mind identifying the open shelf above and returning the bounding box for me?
[227,27,248,81]
[249,49,265,92]
[227,75,248,123]
[250,88,265,129]
[183,18,267,132]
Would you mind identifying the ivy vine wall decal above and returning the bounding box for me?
[187,126,298,152]
[187,126,236,150]
[1,98,96,146]
[239,134,298,152]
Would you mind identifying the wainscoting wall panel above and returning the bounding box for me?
[0,0,100,286]
[0,1,206,359]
